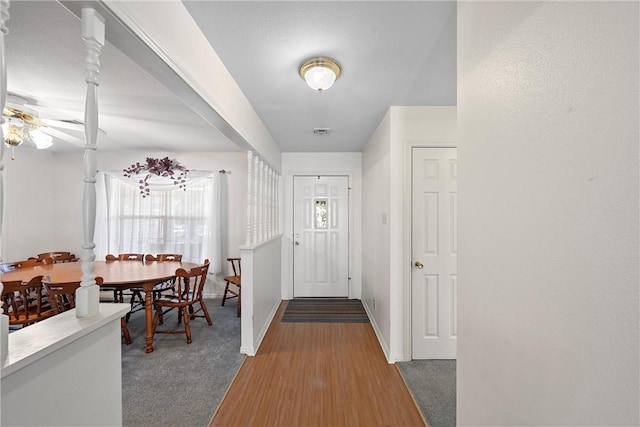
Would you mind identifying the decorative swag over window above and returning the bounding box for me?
[95,170,222,274]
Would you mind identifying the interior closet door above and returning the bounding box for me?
[412,147,457,359]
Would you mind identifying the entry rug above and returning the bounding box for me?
[281,298,369,323]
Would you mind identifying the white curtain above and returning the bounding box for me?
[95,170,221,274]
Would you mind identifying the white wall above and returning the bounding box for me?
[3,148,56,261]
[281,153,362,300]
[240,237,282,355]
[361,111,392,357]
[362,106,457,362]
[2,304,129,427]
[457,2,639,425]
[389,106,456,362]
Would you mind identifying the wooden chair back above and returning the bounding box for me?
[222,257,242,316]
[0,256,55,272]
[39,256,54,265]
[105,254,144,307]
[152,259,212,345]
[2,275,53,326]
[38,251,78,263]
[145,253,182,262]
[227,257,241,278]
[118,253,144,261]
[18,257,54,267]
[143,254,182,312]
[45,277,104,314]
[174,259,210,304]
[15,258,41,268]
[106,253,144,262]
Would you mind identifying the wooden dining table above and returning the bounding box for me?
[1,260,198,353]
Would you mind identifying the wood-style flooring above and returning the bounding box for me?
[209,301,426,427]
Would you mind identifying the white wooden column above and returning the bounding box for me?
[0,0,8,355]
[252,154,259,245]
[260,160,267,242]
[267,168,273,239]
[273,172,280,236]
[76,8,105,318]
[263,163,268,241]
[0,0,7,264]
[273,170,278,236]
[245,151,253,246]
[272,169,278,237]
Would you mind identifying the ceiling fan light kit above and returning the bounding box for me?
[299,56,341,93]
[0,92,88,159]
[2,105,53,159]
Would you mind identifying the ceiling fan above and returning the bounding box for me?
[2,91,104,159]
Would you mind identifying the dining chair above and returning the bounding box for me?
[44,279,80,314]
[39,256,55,265]
[221,257,242,317]
[14,258,42,268]
[37,251,78,263]
[152,259,212,345]
[44,277,132,344]
[144,253,182,296]
[116,253,145,262]
[104,253,145,306]
[134,253,184,323]
[1,275,54,328]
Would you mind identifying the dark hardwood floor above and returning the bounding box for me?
[210,301,426,426]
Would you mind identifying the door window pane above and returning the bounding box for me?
[315,199,328,229]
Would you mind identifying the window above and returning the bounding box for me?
[95,171,221,273]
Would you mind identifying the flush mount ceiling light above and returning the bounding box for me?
[298,57,341,93]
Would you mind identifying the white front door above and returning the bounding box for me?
[411,147,457,359]
[293,176,349,297]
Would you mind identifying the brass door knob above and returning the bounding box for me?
[414,261,424,269]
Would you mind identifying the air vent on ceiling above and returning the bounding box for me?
[313,128,330,135]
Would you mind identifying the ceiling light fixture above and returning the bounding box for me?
[2,97,53,159]
[299,57,341,93]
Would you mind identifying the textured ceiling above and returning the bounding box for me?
[3,1,456,155]
[183,1,457,152]
[4,1,241,153]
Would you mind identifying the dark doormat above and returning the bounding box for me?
[281,298,369,323]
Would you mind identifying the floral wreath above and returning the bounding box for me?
[123,157,189,197]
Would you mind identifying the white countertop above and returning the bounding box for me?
[1,303,129,377]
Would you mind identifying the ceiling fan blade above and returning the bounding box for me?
[41,118,83,131]
[41,127,85,147]
[42,118,107,135]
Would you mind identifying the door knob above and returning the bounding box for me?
[414,261,424,269]
[294,241,300,246]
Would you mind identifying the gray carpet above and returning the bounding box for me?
[397,360,456,427]
[121,297,243,427]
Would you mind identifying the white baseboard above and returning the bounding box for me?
[362,299,392,363]
[241,299,280,356]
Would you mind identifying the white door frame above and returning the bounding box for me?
[403,140,458,360]
[282,170,360,301]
